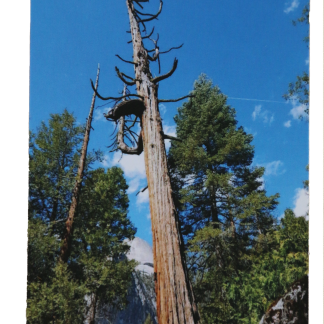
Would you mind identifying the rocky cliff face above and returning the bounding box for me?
[94,237,157,324]
[259,276,308,324]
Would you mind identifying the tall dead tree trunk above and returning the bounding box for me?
[60,65,100,263]
[91,1,199,322]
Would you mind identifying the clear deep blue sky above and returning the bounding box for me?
[30,0,309,245]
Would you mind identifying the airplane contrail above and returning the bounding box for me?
[227,97,288,104]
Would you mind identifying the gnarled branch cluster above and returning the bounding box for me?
[90,0,194,156]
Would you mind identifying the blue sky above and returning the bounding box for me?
[29,0,309,245]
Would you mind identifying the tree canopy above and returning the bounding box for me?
[27,110,136,323]
[167,75,307,323]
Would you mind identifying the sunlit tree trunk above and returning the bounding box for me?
[126,1,200,323]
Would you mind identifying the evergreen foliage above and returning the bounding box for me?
[27,111,136,323]
[167,75,308,323]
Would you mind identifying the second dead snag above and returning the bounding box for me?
[91,1,199,323]
[60,65,100,263]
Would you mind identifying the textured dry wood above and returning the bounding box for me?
[60,66,100,263]
[126,1,200,323]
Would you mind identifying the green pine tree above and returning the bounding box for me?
[167,75,279,323]
[27,111,136,323]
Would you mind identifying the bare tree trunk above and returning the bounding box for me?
[60,65,100,263]
[88,293,98,324]
[126,2,200,323]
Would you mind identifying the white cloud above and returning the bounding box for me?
[128,178,141,194]
[284,120,291,128]
[136,189,149,205]
[146,213,151,220]
[269,115,274,124]
[305,57,309,65]
[159,103,167,115]
[104,152,146,179]
[292,187,309,218]
[94,107,111,121]
[257,177,265,190]
[284,0,299,13]
[252,105,274,124]
[163,123,177,150]
[263,160,285,176]
[101,152,147,196]
[290,103,308,120]
[252,105,261,121]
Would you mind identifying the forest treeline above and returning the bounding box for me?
[27,75,308,324]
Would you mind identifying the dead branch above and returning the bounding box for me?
[137,0,163,23]
[91,79,143,101]
[142,27,155,39]
[115,54,137,65]
[133,0,144,9]
[136,185,148,196]
[147,33,161,72]
[117,116,143,155]
[135,9,155,17]
[115,67,137,86]
[160,43,184,54]
[151,58,178,83]
[158,95,195,103]
[163,133,182,142]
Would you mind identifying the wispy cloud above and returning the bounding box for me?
[159,103,167,115]
[252,105,274,124]
[292,187,309,218]
[244,126,257,137]
[262,160,285,176]
[94,107,111,121]
[284,0,299,13]
[257,177,265,190]
[137,189,149,206]
[163,123,177,150]
[289,102,308,120]
[252,105,261,120]
[284,120,291,128]
[101,152,147,197]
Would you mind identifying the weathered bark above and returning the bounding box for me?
[126,1,200,323]
[88,293,98,324]
[60,65,100,263]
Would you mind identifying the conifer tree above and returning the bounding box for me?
[168,75,280,322]
[27,111,136,323]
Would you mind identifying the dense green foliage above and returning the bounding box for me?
[27,111,136,323]
[168,75,308,323]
